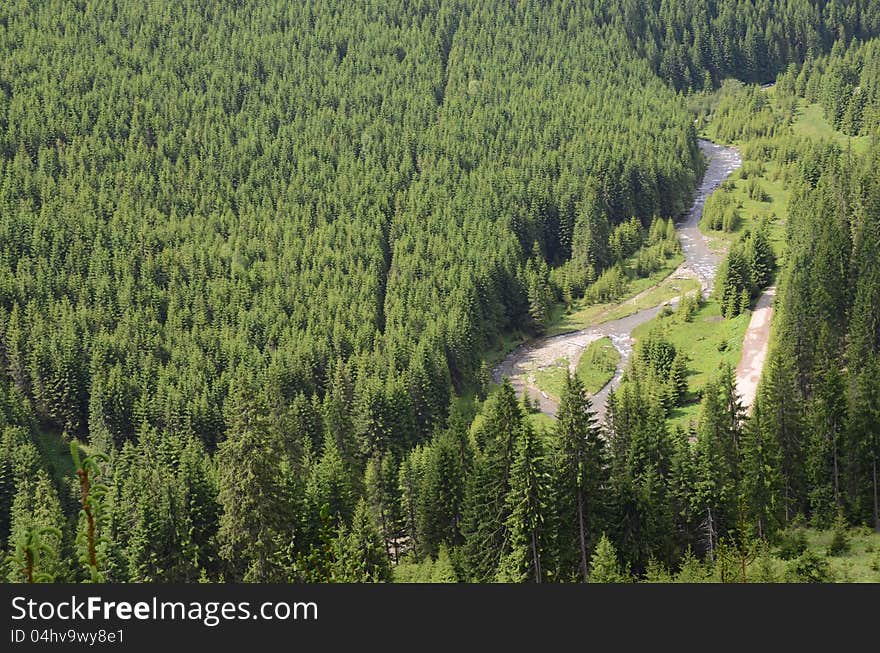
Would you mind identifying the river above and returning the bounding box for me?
[493,140,742,420]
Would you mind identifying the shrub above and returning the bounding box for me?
[785,550,833,583]
[747,178,770,202]
[777,528,808,560]
[827,513,850,556]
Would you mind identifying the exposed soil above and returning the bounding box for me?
[735,287,776,413]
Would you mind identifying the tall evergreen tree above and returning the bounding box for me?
[460,380,523,581]
[553,372,608,581]
[333,499,392,583]
[216,379,297,582]
[741,400,784,539]
[497,421,551,583]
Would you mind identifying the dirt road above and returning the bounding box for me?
[735,287,775,413]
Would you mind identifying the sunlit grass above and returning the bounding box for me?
[633,299,751,433]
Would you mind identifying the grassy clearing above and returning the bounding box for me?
[532,359,569,403]
[548,254,684,336]
[791,102,872,154]
[701,99,870,269]
[798,527,880,582]
[700,158,788,266]
[602,275,701,323]
[575,337,620,394]
[753,527,880,583]
[633,299,751,432]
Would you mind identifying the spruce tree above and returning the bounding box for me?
[216,378,297,582]
[588,534,628,583]
[757,351,807,522]
[553,372,608,581]
[460,381,524,581]
[741,400,784,540]
[6,472,66,583]
[847,357,880,530]
[806,362,847,526]
[497,420,550,583]
[71,443,110,582]
[417,431,466,556]
[333,499,392,583]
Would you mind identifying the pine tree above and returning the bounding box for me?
[806,362,847,526]
[748,224,776,289]
[553,372,608,581]
[669,427,699,555]
[740,400,784,540]
[71,442,110,582]
[216,378,297,582]
[669,350,689,406]
[6,472,66,583]
[588,534,628,583]
[759,351,807,523]
[10,525,62,583]
[322,359,359,476]
[307,436,355,530]
[365,453,397,562]
[693,376,740,558]
[497,420,550,583]
[847,357,880,530]
[430,545,458,582]
[460,381,524,581]
[417,431,466,556]
[333,499,392,583]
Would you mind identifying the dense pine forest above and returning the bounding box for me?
[1,0,879,583]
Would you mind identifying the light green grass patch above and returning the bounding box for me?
[633,299,751,432]
[752,527,880,583]
[791,102,871,154]
[701,159,789,266]
[532,359,569,403]
[799,527,880,583]
[533,337,621,402]
[575,337,620,394]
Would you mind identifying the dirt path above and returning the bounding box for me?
[735,287,775,413]
[494,140,742,421]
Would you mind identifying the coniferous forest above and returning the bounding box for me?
[1,0,879,584]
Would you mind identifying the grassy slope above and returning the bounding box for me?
[791,102,872,154]
[393,524,880,582]
[757,528,880,583]
[701,98,869,263]
[702,160,788,263]
[633,300,751,431]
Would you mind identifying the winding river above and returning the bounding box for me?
[493,140,742,420]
